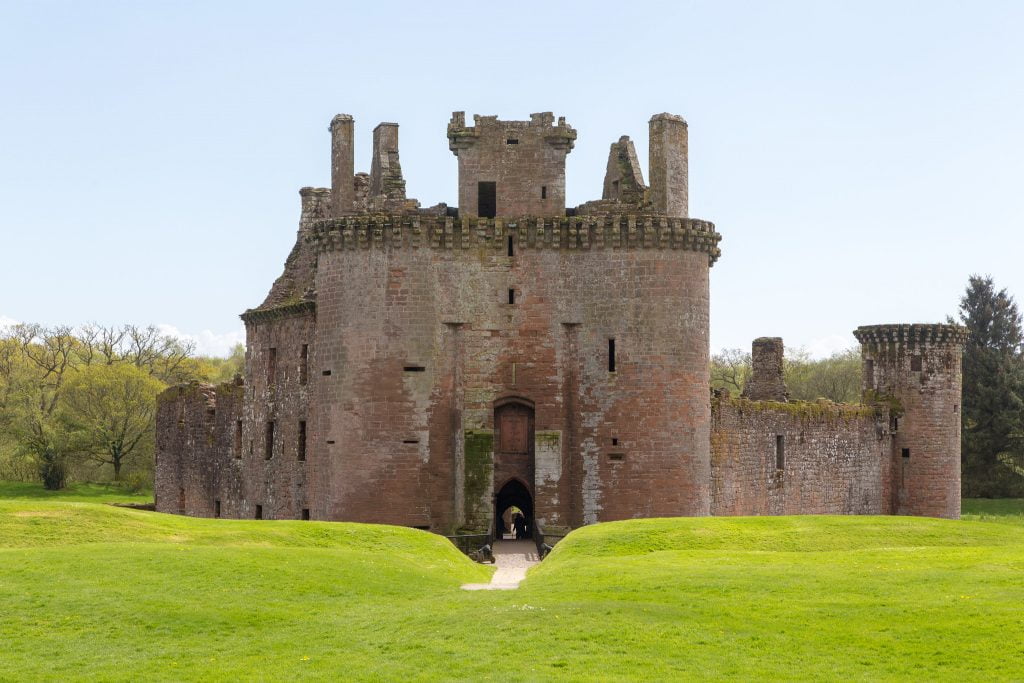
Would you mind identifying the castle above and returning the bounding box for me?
[155,111,966,533]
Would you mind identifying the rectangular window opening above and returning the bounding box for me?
[404,365,426,372]
[300,344,309,385]
[478,181,496,219]
[608,338,616,373]
[775,435,785,471]
[326,439,336,445]
[402,439,420,444]
[508,288,516,305]
[234,420,242,457]
[214,500,221,518]
[298,420,307,461]
[267,347,277,385]
[265,421,275,460]
[506,138,518,145]
[902,448,911,459]
[255,504,263,520]
[911,355,922,372]
[611,437,619,446]
[541,185,547,199]
[301,509,310,521]
[322,369,332,376]
[507,235,514,257]
[609,453,625,462]
[954,403,959,414]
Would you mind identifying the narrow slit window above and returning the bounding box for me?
[297,420,307,461]
[911,355,922,371]
[506,138,518,145]
[214,500,221,518]
[608,338,616,373]
[301,509,310,521]
[507,235,514,256]
[508,288,516,305]
[322,369,332,376]
[234,420,242,457]
[265,421,275,460]
[267,347,277,385]
[404,365,426,372]
[541,185,547,199]
[775,435,785,470]
[611,437,619,446]
[255,504,263,520]
[402,439,420,444]
[300,344,309,385]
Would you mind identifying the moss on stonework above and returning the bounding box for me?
[724,396,878,422]
[463,430,493,524]
[536,431,561,447]
[862,390,904,417]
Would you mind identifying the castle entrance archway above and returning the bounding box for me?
[495,479,533,540]
[493,398,534,539]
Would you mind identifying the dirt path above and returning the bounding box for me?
[461,540,539,591]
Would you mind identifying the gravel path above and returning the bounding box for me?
[461,540,539,591]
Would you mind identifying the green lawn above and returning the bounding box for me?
[1,486,1023,680]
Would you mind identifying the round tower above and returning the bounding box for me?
[853,324,967,519]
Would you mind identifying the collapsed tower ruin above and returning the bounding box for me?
[155,111,965,532]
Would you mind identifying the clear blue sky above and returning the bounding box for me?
[2,1,1022,356]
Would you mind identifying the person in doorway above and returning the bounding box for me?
[513,512,528,540]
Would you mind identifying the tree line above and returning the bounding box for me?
[0,324,243,490]
[712,275,1024,498]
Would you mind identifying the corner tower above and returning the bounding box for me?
[854,324,967,519]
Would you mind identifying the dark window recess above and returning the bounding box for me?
[865,359,875,386]
[508,288,516,305]
[214,500,221,518]
[541,185,547,199]
[298,420,307,461]
[911,355,922,371]
[775,435,785,470]
[300,344,309,385]
[902,448,911,459]
[893,417,899,432]
[301,509,310,521]
[322,369,332,376]
[609,453,625,462]
[507,235,514,257]
[402,439,420,444]
[608,338,617,373]
[267,347,277,385]
[255,505,263,520]
[265,421,275,460]
[326,440,336,445]
[506,138,518,145]
[611,438,619,446]
[234,420,242,457]
[248,440,253,456]
[404,365,426,372]
[954,403,959,414]
[478,181,496,219]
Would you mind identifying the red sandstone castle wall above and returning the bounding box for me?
[710,395,892,516]
[310,218,713,531]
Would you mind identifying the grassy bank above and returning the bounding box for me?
[1,486,1022,680]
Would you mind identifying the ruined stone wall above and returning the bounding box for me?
[448,112,576,217]
[711,395,892,516]
[855,324,965,519]
[154,380,244,517]
[309,214,719,531]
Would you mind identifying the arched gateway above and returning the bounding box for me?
[493,398,534,539]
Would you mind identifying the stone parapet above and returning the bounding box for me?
[853,323,967,349]
[307,213,721,264]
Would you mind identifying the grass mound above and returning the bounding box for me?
[1,486,1023,680]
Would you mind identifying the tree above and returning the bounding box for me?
[60,363,165,481]
[711,348,750,394]
[785,348,861,403]
[954,275,1024,497]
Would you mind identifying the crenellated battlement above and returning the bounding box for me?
[306,213,721,263]
[854,323,967,349]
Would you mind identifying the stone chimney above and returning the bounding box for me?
[329,114,355,216]
[742,337,788,402]
[648,113,688,218]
